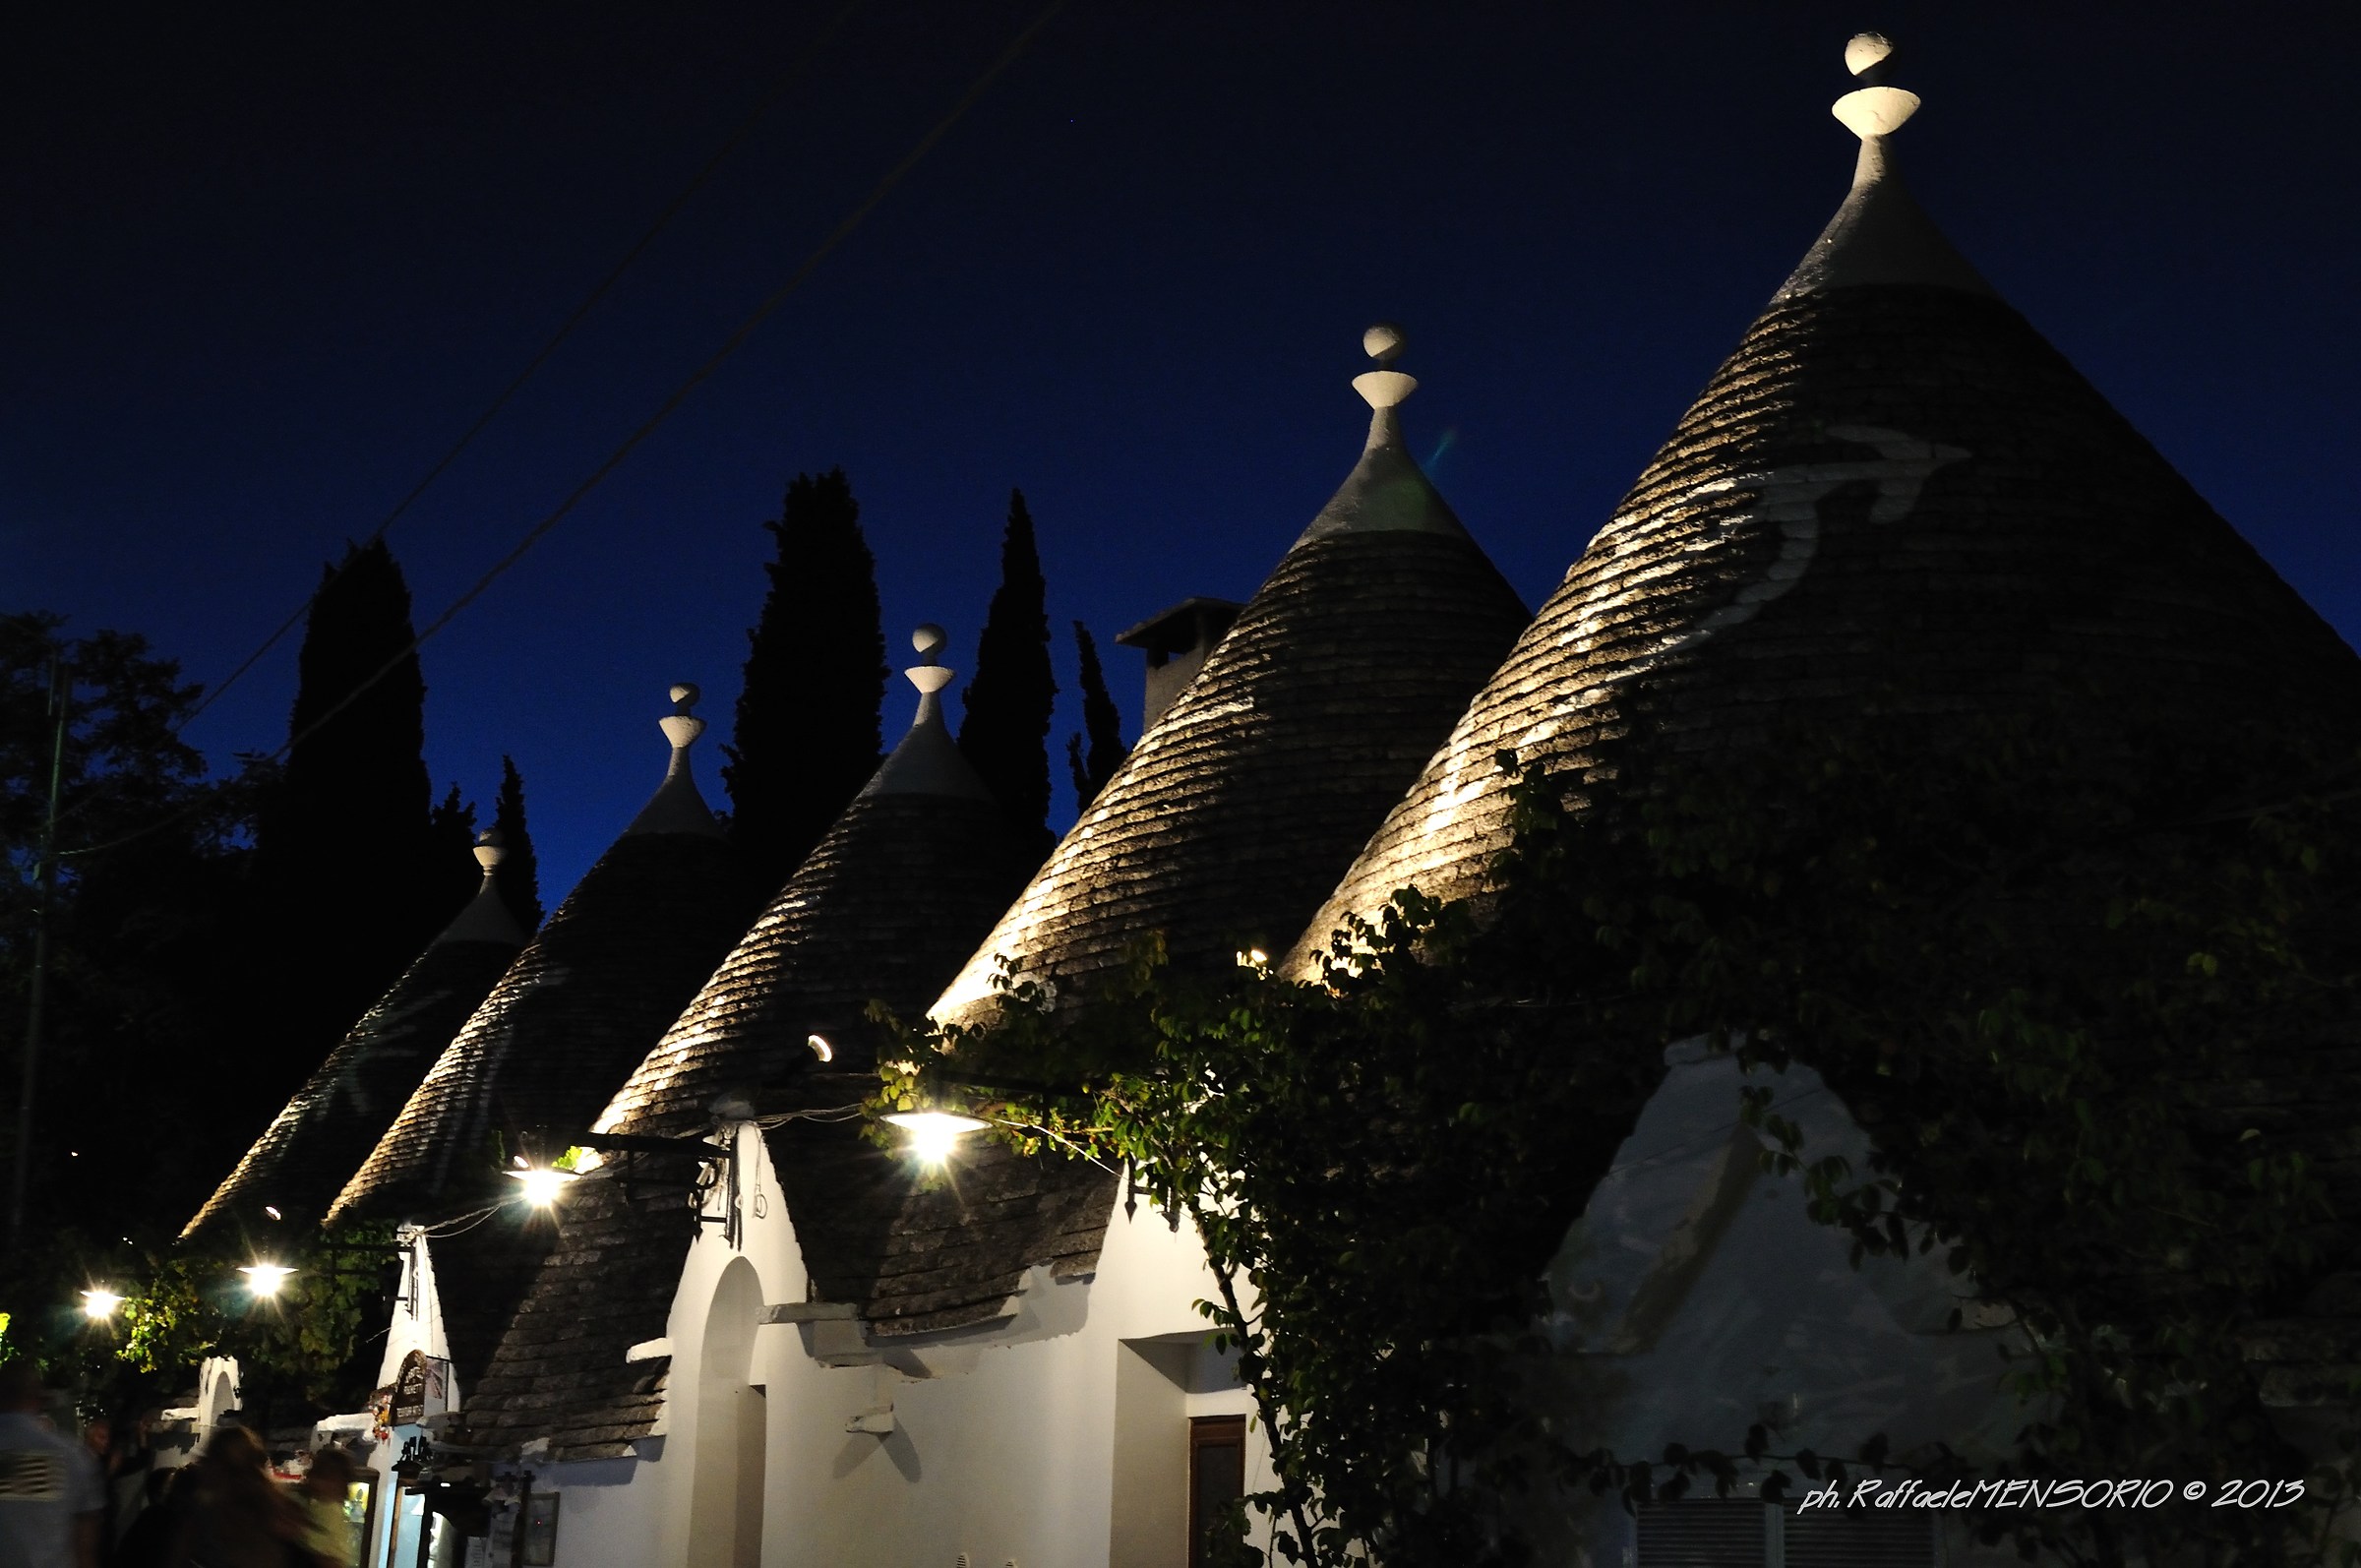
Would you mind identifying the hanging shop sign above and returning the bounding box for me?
[390,1350,450,1426]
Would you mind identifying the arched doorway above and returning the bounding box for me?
[688,1257,766,1567]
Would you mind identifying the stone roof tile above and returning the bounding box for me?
[183,876,525,1240]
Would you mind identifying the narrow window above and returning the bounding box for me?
[1187,1416,1246,1568]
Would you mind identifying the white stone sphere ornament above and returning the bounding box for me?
[1843,31,1894,78]
[912,623,947,659]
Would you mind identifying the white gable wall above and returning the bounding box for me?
[1533,1041,2032,1565]
[521,1121,1270,1568]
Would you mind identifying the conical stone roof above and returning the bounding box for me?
[935,329,1530,1024]
[182,846,528,1240]
[461,637,1082,1460]
[1296,60,2361,965]
[329,691,758,1224]
[599,635,1038,1136]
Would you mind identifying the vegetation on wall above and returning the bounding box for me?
[902,693,2361,1567]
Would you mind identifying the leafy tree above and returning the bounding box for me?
[959,489,1057,850]
[909,690,2361,1568]
[1064,620,1128,813]
[1,615,261,1346]
[493,754,542,932]
[724,467,886,893]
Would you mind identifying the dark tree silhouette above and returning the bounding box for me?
[0,613,257,1258]
[251,540,445,1090]
[493,754,542,932]
[429,783,478,920]
[960,489,1057,850]
[724,467,886,893]
[1065,620,1129,813]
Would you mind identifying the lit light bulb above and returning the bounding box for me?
[807,1034,833,1062]
[506,1166,578,1207]
[883,1110,988,1166]
[239,1263,294,1297]
[81,1289,124,1320]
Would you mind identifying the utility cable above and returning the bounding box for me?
[174,0,869,738]
[62,0,1070,863]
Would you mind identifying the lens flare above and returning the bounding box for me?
[883,1110,988,1166]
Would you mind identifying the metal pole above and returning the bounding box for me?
[8,649,69,1250]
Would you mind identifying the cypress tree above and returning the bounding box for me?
[252,538,440,1087]
[724,467,886,893]
[959,489,1058,850]
[428,783,479,922]
[1065,620,1129,812]
[493,754,542,932]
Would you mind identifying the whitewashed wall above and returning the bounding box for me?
[1532,1042,2031,1566]
[520,1122,1272,1568]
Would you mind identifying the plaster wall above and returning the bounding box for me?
[519,1123,1271,1568]
[1532,1042,2030,1566]
[341,1229,472,1568]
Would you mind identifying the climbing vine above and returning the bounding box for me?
[894,693,2361,1567]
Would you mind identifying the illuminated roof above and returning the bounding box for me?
[1295,35,2361,969]
[328,690,757,1224]
[181,851,526,1240]
[934,325,1529,1024]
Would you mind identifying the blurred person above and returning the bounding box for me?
[168,1427,305,1568]
[107,1469,180,1568]
[289,1451,353,1568]
[0,1358,102,1568]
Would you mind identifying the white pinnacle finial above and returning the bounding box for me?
[1832,31,1919,141]
[472,827,505,873]
[907,625,954,695]
[660,683,705,749]
[1352,322,1418,411]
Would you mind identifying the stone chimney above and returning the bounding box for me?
[1115,597,1244,729]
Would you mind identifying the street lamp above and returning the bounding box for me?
[239,1263,294,1298]
[883,1110,989,1166]
[81,1289,122,1320]
[506,1165,578,1208]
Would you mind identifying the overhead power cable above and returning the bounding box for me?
[175,0,869,736]
[64,0,1070,863]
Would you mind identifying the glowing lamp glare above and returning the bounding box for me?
[239,1264,294,1297]
[81,1289,124,1320]
[506,1167,579,1207]
[883,1111,988,1166]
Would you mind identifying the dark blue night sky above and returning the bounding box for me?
[8,3,2356,902]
